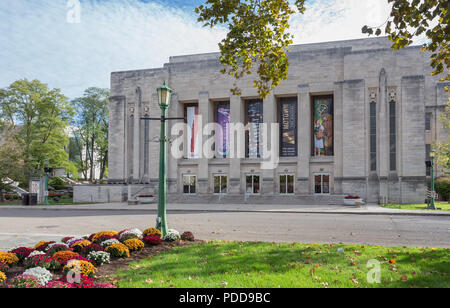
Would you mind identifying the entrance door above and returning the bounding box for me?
[314,174,330,195]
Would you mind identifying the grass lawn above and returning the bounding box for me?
[113,241,449,288]
[381,202,450,211]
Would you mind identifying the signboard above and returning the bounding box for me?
[186,106,200,159]
[247,101,263,158]
[217,104,230,157]
[30,179,41,203]
[280,98,297,157]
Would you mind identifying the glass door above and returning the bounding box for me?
[314,173,330,195]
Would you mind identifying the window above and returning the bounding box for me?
[185,104,200,159]
[312,96,334,157]
[183,175,196,194]
[279,174,295,195]
[216,102,230,158]
[425,113,432,131]
[389,101,396,171]
[314,174,330,194]
[369,102,377,171]
[246,100,263,158]
[279,98,298,157]
[245,174,260,195]
[213,174,228,194]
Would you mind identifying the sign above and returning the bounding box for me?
[247,101,263,158]
[186,106,200,159]
[280,98,297,157]
[217,104,230,157]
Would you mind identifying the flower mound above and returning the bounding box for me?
[63,260,98,278]
[91,231,119,243]
[46,244,70,256]
[34,241,55,251]
[0,271,6,284]
[119,228,143,240]
[0,262,8,274]
[93,234,116,244]
[71,240,92,253]
[143,234,163,246]
[87,251,110,266]
[8,247,34,261]
[23,267,53,286]
[24,254,61,270]
[164,229,180,242]
[105,243,130,258]
[0,251,19,266]
[61,236,74,244]
[101,238,120,248]
[80,243,104,256]
[143,227,162,238]
[52,251,80,264]
[181,231,195,241]
[124,238,145,252]
[5,274,42,288]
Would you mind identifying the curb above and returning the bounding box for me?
[0,206,449,217]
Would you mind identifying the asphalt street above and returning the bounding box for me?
[0,209,449,250]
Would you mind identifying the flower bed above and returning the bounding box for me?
[0,227,195,288]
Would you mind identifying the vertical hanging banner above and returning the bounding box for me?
[217,104,230,158]
[186,106,200,159]
[313,97,333,156]
[247,101,263,158]
[280,98,298,157]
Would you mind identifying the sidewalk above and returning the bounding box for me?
[0,202,449,216]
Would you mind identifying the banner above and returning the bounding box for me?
[217,104,230,157]
[313,97,333,156]
[186,106,200,159]
[247,101,263,158]
[280,99,297,157]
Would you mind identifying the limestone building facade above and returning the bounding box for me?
[74,37,448,204]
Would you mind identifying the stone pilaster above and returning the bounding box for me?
[297,84,310,194]
[197,91,210,194]
[108,95,126,183]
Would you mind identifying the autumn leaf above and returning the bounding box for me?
[401,275,408,282]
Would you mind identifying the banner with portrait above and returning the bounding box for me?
[247,101,263,158]
[186,106,200,159]
[313,97,334,156]
[280,99,297,157]
[217,104,230,157]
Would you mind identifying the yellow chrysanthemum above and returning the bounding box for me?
[0,251,19,265]
[91,231,119,242]
[105,243,130,258]
[124,238,145,252]
[63,260,98,277]
[143,228,162,238]
[70,240,91,249]
[34,241,52,249]
[0,271,6,284]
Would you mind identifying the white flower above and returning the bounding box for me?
[163,229,180,242]
[119,228,143,240]
[101,239,120,248]
[25,251,46,260]
[45,242,68,251]
[87,251,110,265]
[23,267,53,285]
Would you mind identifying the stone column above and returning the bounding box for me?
[378,69,388,203]
[333,81,344,194]
[261,93,276,195]
[108,95,126,183]
[297,84,310,194]
[229,95,243,194]
[197,91,210,194]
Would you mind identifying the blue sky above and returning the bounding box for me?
[0,0,395,99]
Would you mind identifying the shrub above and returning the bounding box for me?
[164,229,180,242]
[52,251,80,264]
[5,274,42,288]
[34,241,55,251]
[435,177,450,201]
[57,275,95,288]
[181,231,195,242]
[87,251,110,266]
[91,231,119,243]
[105,243,130,258]
[0,262,8,274]
[0,251,19,266]
[63,260,98,278]
[123,238,145,252]
[25,251,47,260]
[70,240,92,253]
[23,267,53,286]
[143,227,162,238]
[100,239,120,248]
[93,234,117,244]
[119,228,143,240]
[46,244,70,256]
[80,243,104,256]
[143,234,163,246]
[49,177,66,190]
[45,281,73,288]
[8,247,34,261]
[23,255,61,270]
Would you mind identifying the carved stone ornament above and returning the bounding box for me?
[388,87,397,102]
[369,88,377,102]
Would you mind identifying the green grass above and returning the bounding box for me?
[114,241,450,288]
[381,202,450,211]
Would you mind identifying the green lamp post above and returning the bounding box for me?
[429,149,436,210]
[156,81,173,237]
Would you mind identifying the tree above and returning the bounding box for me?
[195,0,306,98]
[0,79,77,180]
[435,99,450,174]
[362,0,449,81]
[72,88,109,182]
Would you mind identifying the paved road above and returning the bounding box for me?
[0,209,449,250]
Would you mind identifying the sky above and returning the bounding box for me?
[0,0,398,99]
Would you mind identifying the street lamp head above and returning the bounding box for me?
[157,81,173,109]
[430,149,436,159]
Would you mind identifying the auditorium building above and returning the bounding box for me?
[74,37,448,205]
